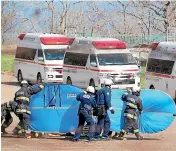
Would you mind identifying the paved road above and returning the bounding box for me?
[1,73,176,151]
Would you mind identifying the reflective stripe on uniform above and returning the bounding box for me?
[126,102,137,109]
[121,129,126,134]
[21,129,25,133]
[16,109,31,114]
[7,103,11,108]
[134,129,139,133]
[7,107,12,111]
[16,97,29,102]
[124,113,137,119]
[2,123,8,128]
[17,124,22,129]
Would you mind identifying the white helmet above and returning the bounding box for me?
[104,79,113,86]
[132,86,140,93]
[21,80,28,84]
[86,86,95,93]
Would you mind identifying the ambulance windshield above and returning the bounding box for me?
[44,49,65,60]
[97,53,136,65]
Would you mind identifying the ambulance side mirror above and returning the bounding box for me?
[90,62,97,67]
[38,57,44,61]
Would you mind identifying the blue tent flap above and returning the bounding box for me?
[30,84,82,133]
[109,89,176,133]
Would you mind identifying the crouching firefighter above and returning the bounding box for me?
[95,79,115,140]
[12,80,44,136]
[73,86,97,141]
[118,86,143,140]
[1,101,14,134]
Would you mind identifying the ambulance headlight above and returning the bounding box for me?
[44,67,54,72]
[98,73,111,78]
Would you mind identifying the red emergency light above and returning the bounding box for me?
[149,42,159,50]
[18,33,25,40]
[92,40,126,49]
[40,37,75,45]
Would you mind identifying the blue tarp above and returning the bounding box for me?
[29,84,176,134]
[30,84,82,133]
[109,89,176,133]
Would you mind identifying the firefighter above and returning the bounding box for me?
[1,101,14,134]
[94,79,115,140]
[118,86,143,140]
[12,80,44,136]
[72,86,97,141]
[112,88,132,138]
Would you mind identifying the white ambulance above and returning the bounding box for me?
[14,33,74,83]
[63,37,140,89]
[145,42,176,101]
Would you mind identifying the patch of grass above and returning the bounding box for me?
[140,66,146,89]
[1,54,15,72]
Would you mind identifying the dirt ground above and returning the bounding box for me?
[1,73,176,151]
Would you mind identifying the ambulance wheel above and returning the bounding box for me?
[89,79,95,87]
[66,77,72,85]
[37,73,42,83]
[17,70,23,83]
[149,85,155,89]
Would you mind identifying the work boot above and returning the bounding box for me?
[12,127,20,135]
[135,132,143,140]
[101,136,112,140]
[108,131,112,137]
[112,132,119,138]
[118,131,126,140]
[66,132,74,136]
[1,126,8,134]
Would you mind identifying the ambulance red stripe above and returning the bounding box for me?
[145,72,172,79]
[63,65,138,72]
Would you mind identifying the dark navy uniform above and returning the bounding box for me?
[1,101,14,134]
[73,92,96,141]
[119,92,143,139]
[12,83,44,135]
[95,87,114,138]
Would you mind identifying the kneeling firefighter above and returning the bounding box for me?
[12,80,44,136]
[73,86,97,141]
[118,86,143,140]
[1,101,14,134]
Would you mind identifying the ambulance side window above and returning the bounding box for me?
[64,52,88,66]
[16,47,36,60]
[38,49,44,61]
[90,54,97,67]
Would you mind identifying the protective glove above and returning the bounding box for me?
[39,84,44,89]
[109,107,115,114]
[83,91,87,94]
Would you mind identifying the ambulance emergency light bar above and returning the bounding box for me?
[149,42,176,54]
[18,33,75,45]
[149,42,159,50]
[92,40,126,49]
[40,37,75,45]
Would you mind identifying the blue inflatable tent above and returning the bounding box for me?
[30,84,176,134]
